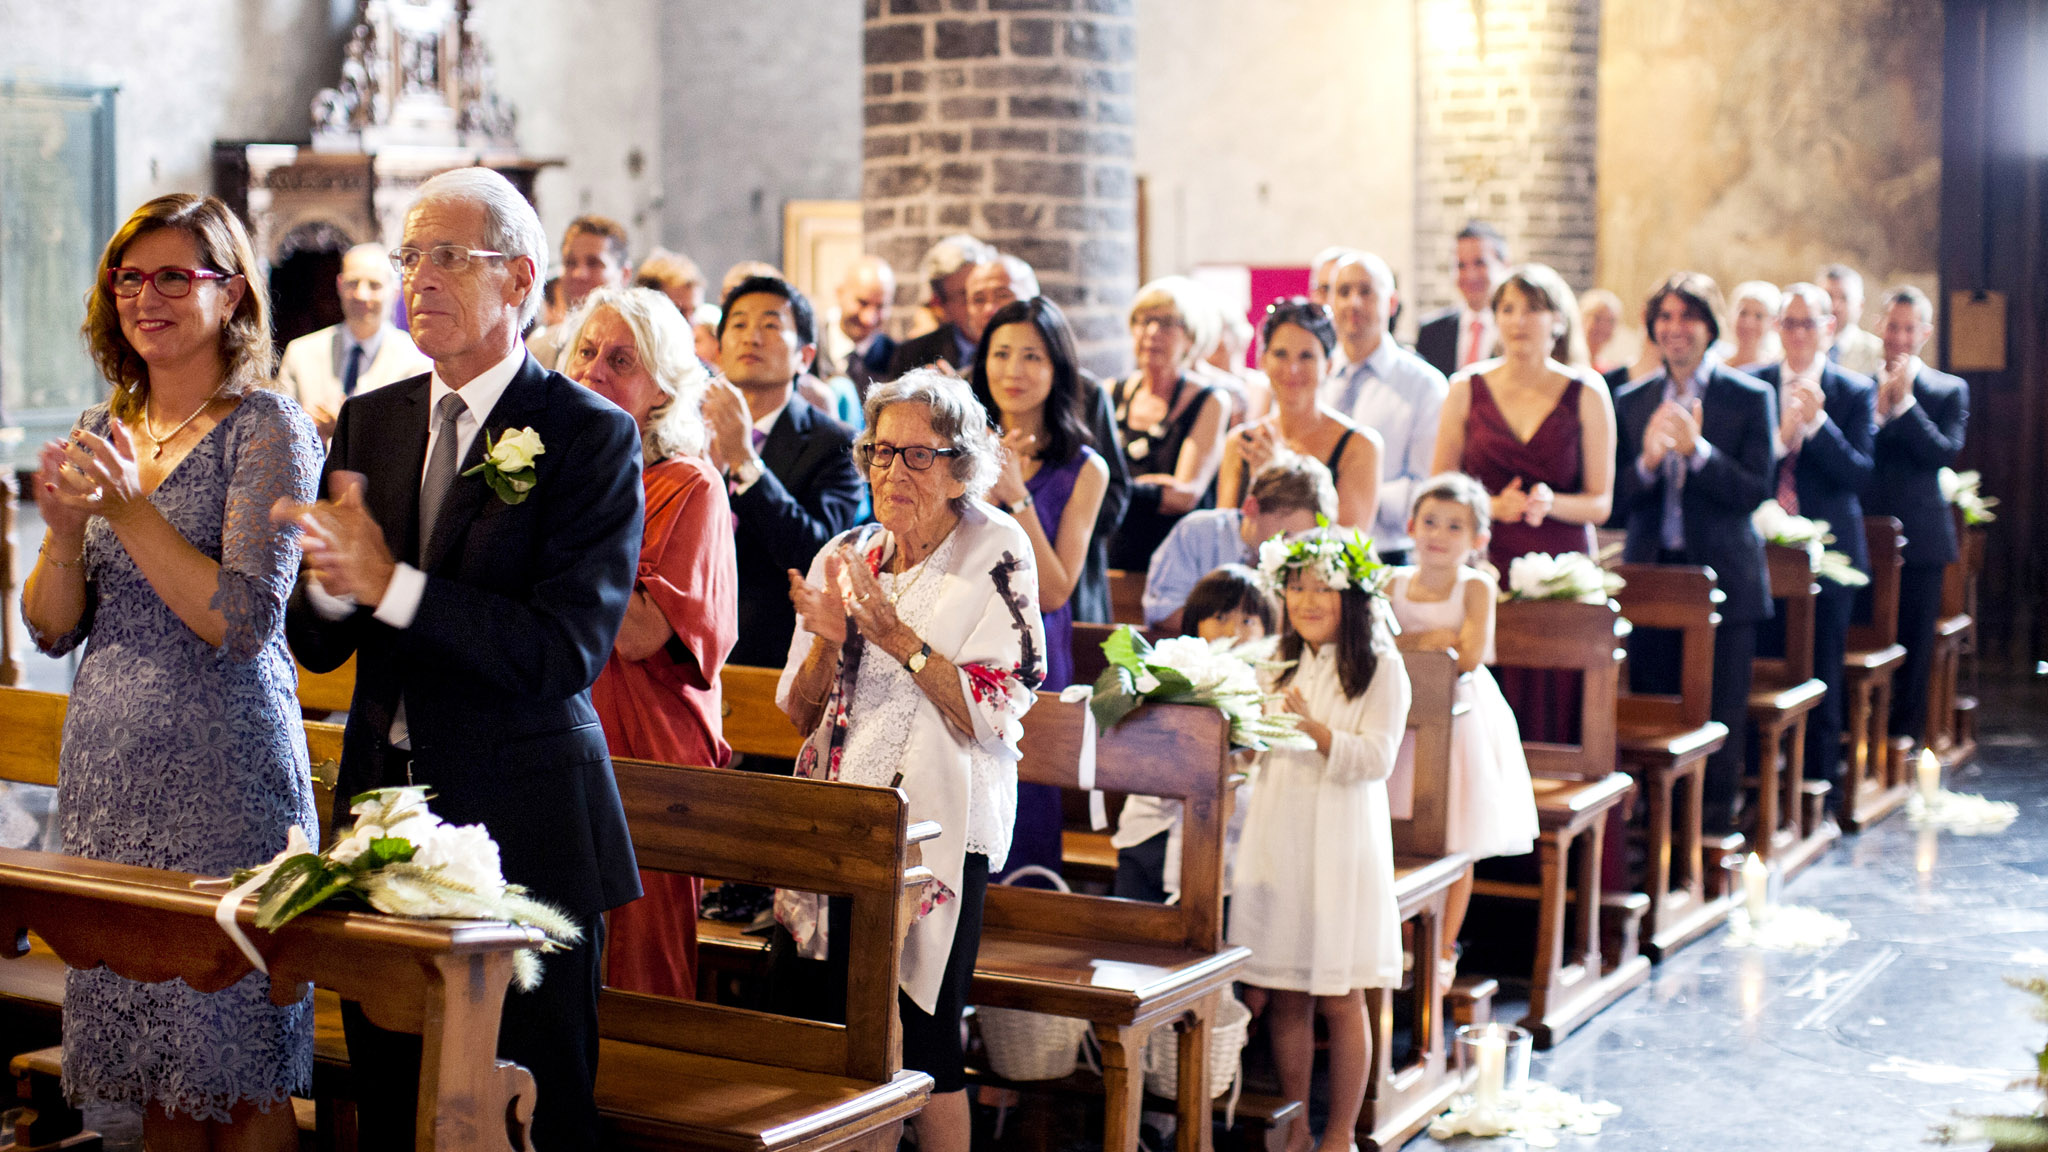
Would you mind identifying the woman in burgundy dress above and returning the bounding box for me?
[1433,264,1616,741]
[564,287,739,999]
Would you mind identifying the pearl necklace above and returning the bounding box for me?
[141,381,227,459]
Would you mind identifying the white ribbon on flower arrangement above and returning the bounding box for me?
[1059,683,1110,830]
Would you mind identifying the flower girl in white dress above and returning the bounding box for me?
[1230,527,1409,1152]
[1387,473,1539,984]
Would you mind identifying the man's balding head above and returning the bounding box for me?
[836,255,896,345]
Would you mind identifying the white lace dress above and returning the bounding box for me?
[1228,620,1410,994]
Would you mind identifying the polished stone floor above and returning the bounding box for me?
[1401,672,2048,1152]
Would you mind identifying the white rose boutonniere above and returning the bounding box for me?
[463,426,545,505]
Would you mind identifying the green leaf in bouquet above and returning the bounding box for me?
[1099,624,1152,676]
[1144,666,1195,698]
[252,854,356,931]
[1089,665,1144,731]
[360,836,418,869]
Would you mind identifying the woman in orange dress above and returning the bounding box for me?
[563,286,738,998]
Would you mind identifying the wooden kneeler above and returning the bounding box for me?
[1748,545,1834,876]
[1480,600,1649,1049]
[1840,518,1910,831]
[1359,650,1472,1151]
[1610,565,1733,960]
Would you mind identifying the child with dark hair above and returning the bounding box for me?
[1179,563,1279,642]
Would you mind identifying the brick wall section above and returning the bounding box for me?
[1413,0,1598,314]
[863,0,1138,375]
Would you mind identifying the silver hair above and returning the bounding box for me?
[981,252,1040,301]
[565,286,709,464]
[1820,263,1865,300]
[1778,281,1834,319]
[1883,283,1934,325]
[854,368,1002,508]
[1129,275,1224,371]
[1730,280,1783,315]
[410,167,549,328]
[920,233,996,290]
[1333,250,1397,301]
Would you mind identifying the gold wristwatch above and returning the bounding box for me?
[904,641,931,674]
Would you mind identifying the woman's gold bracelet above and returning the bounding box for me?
[39,542,84,570]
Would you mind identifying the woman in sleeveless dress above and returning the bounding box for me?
[1216,298,1382,532]
[23,194,318,1151]
[1107,277,1231,572]
[973,297,1109,879]
[1432,263,1617,743]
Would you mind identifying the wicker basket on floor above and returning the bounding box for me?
[975,866,1090,1081]
[1142,993,1250,1101]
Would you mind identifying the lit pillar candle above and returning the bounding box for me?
[1742,853,1770,923]
[1917,748,1941,801]
[1473,1026,1507,1117]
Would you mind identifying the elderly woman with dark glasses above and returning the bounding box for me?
[22,193,320,1151]
[774,368,1045,1152]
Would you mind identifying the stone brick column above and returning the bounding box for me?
[862,0,1138,375]
[1413,0,1599,309]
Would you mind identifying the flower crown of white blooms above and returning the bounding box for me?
[1256,520,1389,596]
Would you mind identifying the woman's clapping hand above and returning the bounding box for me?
[37,423,147,533]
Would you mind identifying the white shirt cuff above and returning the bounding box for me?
[305,575,357,621]
[731,458,765,495]
[1802,409,1828,440]
[372,563,428,629]
[1687,440,1711,472]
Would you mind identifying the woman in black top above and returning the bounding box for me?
[1107,276,1231,571]
[1217,298,1382,531]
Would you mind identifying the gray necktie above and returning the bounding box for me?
[417,392,467,557]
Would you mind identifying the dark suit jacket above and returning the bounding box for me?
[1751,362,1877,573]
[1069,369,1130,623]
[1612,364,1779,623]
[730,395,863,666]
[842,334,897,398]
[1415,307,1462,379]
[285,354,644,917]
[1866,364,1969,568]
[886,323,971,378]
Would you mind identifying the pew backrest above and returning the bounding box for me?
[719,665,805,760]
[1760,544,1820,684]
[1611,564,1721,730]
[997,697,1233,951]
[1393,649,1458,859]
[608,757,926,1084]
[297,655,356,715]
[1847,516,1906,652]
[1492,598,1628,781]
[1108,568,1147,626]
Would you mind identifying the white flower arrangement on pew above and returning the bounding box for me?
[1751,501,1870,588]
[1502,550,1624,604]
[219,787,579,990]
[1939,467,1998,526]
[1089,625,1313,752]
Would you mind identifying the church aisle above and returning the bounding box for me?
[1407,673,2048,1151]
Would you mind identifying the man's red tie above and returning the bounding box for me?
[1776,451,1799,515]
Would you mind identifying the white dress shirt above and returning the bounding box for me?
[1325,335,1450,554]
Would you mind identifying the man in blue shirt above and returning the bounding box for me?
[1143,456,1334,631]
[1322,251,1449,564]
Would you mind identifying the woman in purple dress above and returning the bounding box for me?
[1432,263,1617,741]
[973,297,1109,878]
[22,194,319,1151]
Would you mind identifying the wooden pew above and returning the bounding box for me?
[1610,565,1733,960]
[1359,650,1472,1151]
[0,846,545,1151]
[1481,600,1649,1048]
[1928,506,1980,768]
[1,471,22,687]
[1108,567,1148,626]
[598,759,935,1150]
[1748,545,1834,875]
[297,654,358,717]
[1841,517,1911,831]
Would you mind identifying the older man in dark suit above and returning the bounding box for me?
[702,275,864,668]
[1613,272,1778,833]
[1752,283,1876,805]
[1867,284,1969,744]
[280,167,643,1149]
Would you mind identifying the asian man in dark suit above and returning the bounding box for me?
[701,274,864,668]
[1612,272,1778,833]
[1751,283,1876,805]
[279,167,643,1150]
[1867,284,1969,743]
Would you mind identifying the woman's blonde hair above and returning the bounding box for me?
[85,194,271,421]
[1128,276,1222,372]
[567,286,710,463]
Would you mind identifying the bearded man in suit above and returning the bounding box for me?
[279,167,644,1149]
[700,275,864,667]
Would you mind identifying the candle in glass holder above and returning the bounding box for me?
[1473,1025,1507,1116]
[1741,853,1770,923]
[1917,748,1941,801]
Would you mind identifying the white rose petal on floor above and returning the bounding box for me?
[1908,788,2020,834]
[1724,903,1854,951]
[1428,1082,1623,1146]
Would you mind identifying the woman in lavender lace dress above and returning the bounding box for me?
[21,194,319,1152]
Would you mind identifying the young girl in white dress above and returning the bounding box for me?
[1387,472,1539,984]
[1230,528,1410,1152]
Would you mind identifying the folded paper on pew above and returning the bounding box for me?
[194,786,578,989]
